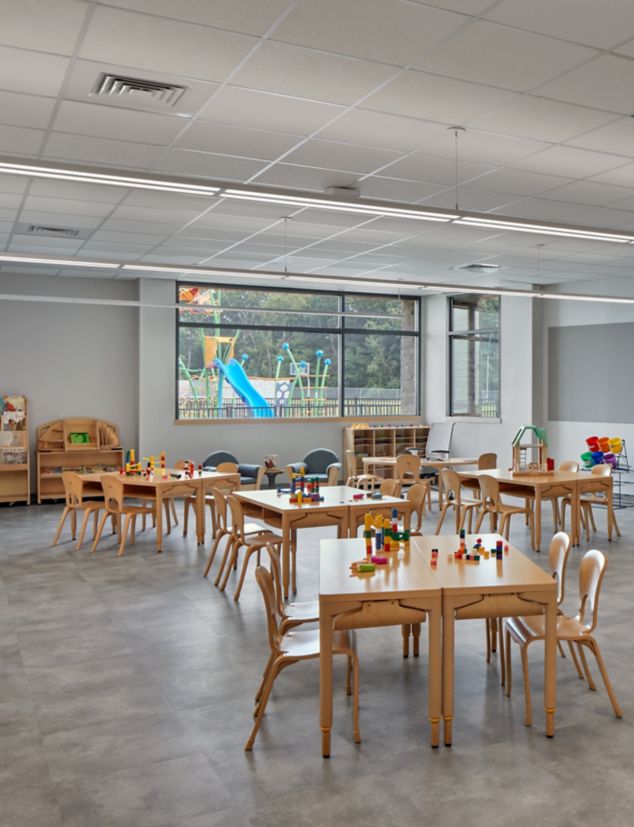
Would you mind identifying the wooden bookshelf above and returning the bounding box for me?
[343,424,430,476]
[36,417,122,503]
[0,395,29,504]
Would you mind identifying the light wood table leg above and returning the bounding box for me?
[571,482,580,547]
[437,468,444,509]
[544,594,557,738]
[427,600,442,748]
[196,480,205,545]
[319,605,335,758]
[155,489,163,553]
[282,514,291,600]
[534,488,542,552]
[442,599,455,746]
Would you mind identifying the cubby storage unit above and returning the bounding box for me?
[0,395,29,504]
[36,417,122,503]
[343,424,430,476]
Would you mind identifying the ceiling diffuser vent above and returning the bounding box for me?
[454,263,501,273]
[26,224,80,238]
[90,73,188,110]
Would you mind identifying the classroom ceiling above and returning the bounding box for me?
[5,0,634,292]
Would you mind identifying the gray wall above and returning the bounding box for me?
[0,273,139,482]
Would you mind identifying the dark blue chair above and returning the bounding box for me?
[202,450,264,489]
[286,448,342,485]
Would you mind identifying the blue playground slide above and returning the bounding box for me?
[214,358,274,418]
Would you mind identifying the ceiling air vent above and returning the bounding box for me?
[91,73,188,110]
[453,263,501,274]
[26,224,80,238]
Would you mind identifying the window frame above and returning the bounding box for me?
[447,294,500,419]
[175,282,421,421]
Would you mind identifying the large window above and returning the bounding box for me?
[448,294,500,418]
[177,285,420,420]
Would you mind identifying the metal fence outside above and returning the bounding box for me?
[177,396,409,419]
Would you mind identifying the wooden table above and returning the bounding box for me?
[81,469,240,552]
[456,468,611,551]
[362,455,477,505]
[236,486,410,599]
[412,534,558,745]
[319,537,442,757]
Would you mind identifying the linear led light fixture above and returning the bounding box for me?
[222,188,455,222]
[0,253,119,269]
[455,216,634,244]
[0,161,220,197]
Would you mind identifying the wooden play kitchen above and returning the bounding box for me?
[236,485,411,599]
[0,394,29,505]
[318,532,558,756]
[81,467,240,552]
[36,417,123,503]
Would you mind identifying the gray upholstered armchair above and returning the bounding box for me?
[202,450,264,490]
[285,448,342,486]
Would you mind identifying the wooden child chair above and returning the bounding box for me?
[435,468,481,534]
[245,565,360,751]
[475,474,534,545]
[53,471,107,551]
[202,481,240,578]
[91,476,154,557]
[561,464,620,542]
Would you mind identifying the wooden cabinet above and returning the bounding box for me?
[36,417,123,503]
[343,424,430,475]
[0,395,29,504]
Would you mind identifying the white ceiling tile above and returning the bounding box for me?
[0,0,86,54]
[364,70,517,124]
[0,90,56,130]
[466,96,618,143]
[100,0,291,35]
[199,86,344,134]
[317,110,447,152]
[536,56,634,114]
[52,100,188,144]
[29,179,126,203]
[175,122,301,160]
[273,0,465,65]
[415,20,595,92]
[566,117,634,158]
[537,181,634,206]
[421,130,548,165]
[19,210,103,229]
[80,6,257,82]
[359,177,445,203]
[0,46,68,97]
[21,196,115,217]
[152,150,268,181]
[92,229,168,244]
[474,168,575,196]
[485,0,634,49]
[417,0,495,13]
[0,192,23,209]
[378,154,493,186]
[614,37,634,57]
[590,163,634,188]
[602,194,634,211]
[210,200,290,220]
[491,198,634,229]
[108,205,202,224]
[42,133,163,168]
[0,175,29,195]
[420,187,520,212]
[231,41,397,106]
[99,218,181,235]
[0,124,45,155]
[121,190,214,211]
[282,139,401,174]
[253,163,359,192]
[510,145,630,178]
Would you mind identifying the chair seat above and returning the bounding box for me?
[244,530,282,549]
[499,502,529,515]
[120,504,154,516]
[506,613,587,644]
[286,600,319,623]
[244,522,272,536]
[280,628,354,658]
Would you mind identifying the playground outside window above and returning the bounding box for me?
[176,284,420,420]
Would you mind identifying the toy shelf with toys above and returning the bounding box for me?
[0,395,29,505]
[344,424,430,477]
[36,417,123,503]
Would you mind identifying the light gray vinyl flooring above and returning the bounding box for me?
[1,498,632,827]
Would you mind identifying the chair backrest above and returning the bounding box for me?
[576,549,607,633]
[202,450,238,468]
[62,471,84,507]
[100,475,124,514]
[255,566,283,652]
[174,459,187,469]
[210,484,234,530]
[591,464,611,477]
[380,478,401,497]
[478,474,500,507]
[303,448,340,474]
[478,452,497,470]
[395,453,421,482]
[441,468,462,502]
[263,544,286,617]
[559,460,579,472]
[548,531,571,606]
[217,461,239,474]
[426,422,454,457]
[407,482,427,529]
[226,493,245,537]
[344,450,357,480]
